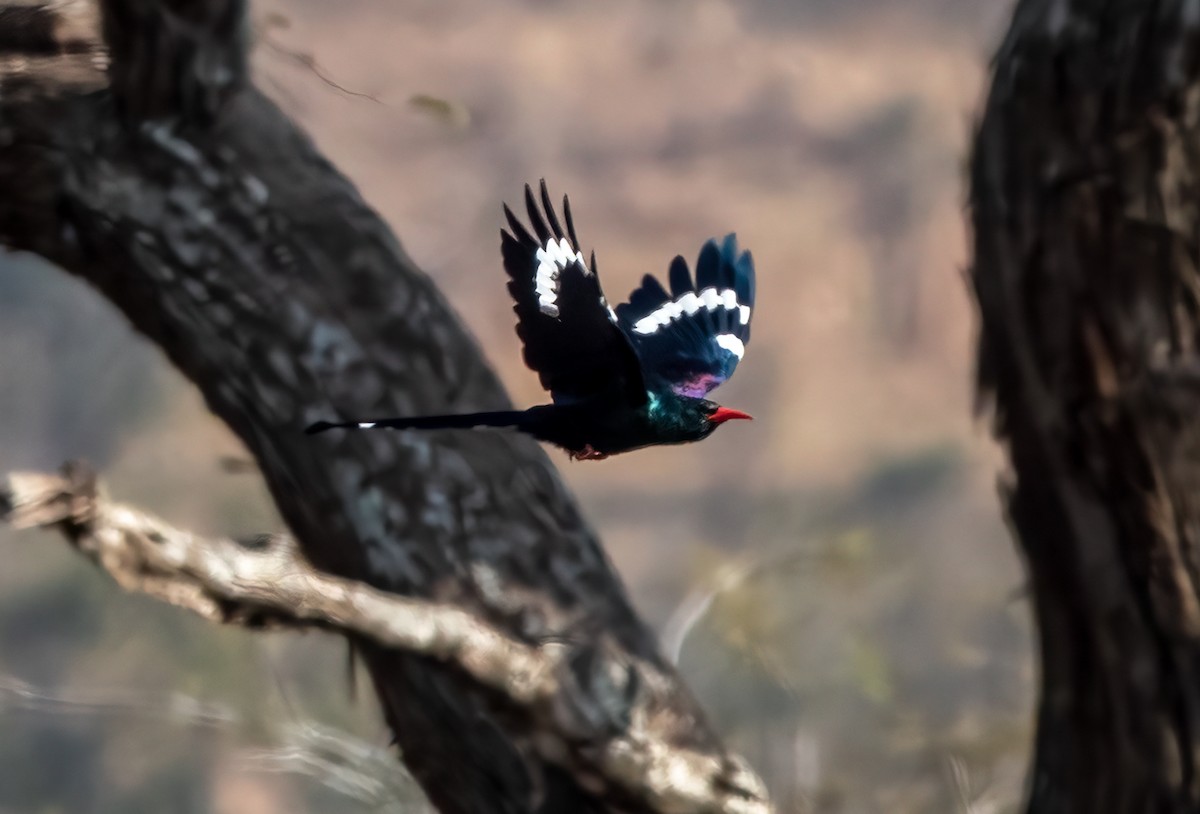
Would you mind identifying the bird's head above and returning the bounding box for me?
[690,399,752,438]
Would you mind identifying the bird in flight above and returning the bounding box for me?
[307,180,756,460]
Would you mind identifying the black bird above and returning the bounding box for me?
[307,181,756,460]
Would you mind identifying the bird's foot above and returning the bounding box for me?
[568,445,609,461]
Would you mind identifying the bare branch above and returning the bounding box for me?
[0,1,101,54]
[0,0,105,87]
[1,464,770,814]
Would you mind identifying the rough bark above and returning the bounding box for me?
[971,0,1200,811]
[0,464,766,814]
[0,2,768,812]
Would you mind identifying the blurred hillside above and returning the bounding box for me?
[0,1,1027,812]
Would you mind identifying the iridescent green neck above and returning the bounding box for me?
[644,390,694,432]
[646,391,666,417]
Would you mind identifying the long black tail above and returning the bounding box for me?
[305,410,529,435]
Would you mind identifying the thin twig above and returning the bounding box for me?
[0,671,423,810]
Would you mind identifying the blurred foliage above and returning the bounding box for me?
[408,94,472,129]
[667,448,1027,811]
[847,634,894,706]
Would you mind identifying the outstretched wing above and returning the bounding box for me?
[615,234,755,398]
[501,181,646,406]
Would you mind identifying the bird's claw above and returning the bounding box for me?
[568,445,608,461]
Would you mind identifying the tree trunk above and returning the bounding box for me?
[972,0,1200,811]
[0,2,765,812]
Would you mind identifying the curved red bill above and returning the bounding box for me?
[711,407,753,424]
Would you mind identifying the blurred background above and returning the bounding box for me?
[0,0,1029,811]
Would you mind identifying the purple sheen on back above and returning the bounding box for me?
[672,373,724,398]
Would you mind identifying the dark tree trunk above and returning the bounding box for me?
[972,0,1200,811]
[0,2,761,812]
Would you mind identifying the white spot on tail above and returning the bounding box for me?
[358,422,376,429]
[631,286,751,335]
[715,334,745,359]
[535,237,586,316]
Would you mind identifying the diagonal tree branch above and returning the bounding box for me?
[0,1,768,812]
[1,464,768,814]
